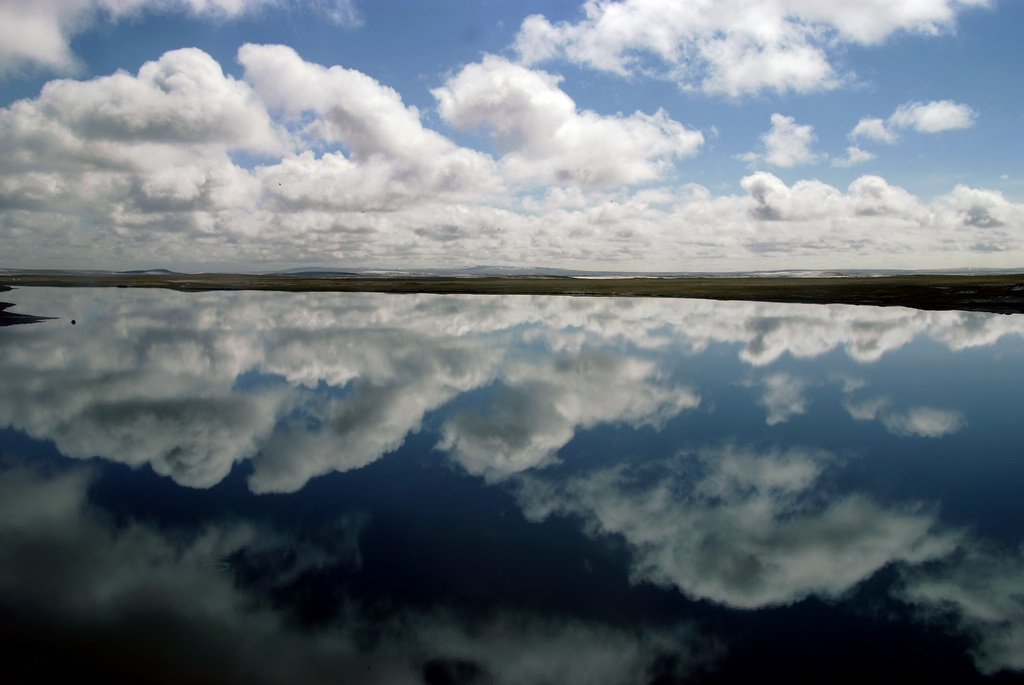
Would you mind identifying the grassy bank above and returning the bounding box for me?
[2,271,1022,314]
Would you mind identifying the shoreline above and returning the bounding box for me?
[2,271,1023,315]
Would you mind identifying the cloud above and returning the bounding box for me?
[741,171,845,221]
[2,46,285,160]
[925,183,1024,256]
[243,44,448,162]
[850,100,977,143]
[240,44,498,207]
[890,100,977,133]
[48,48,284,152]
[740,113,824,167]
[832,146,875,168]
[0,45,505,264]
[308,0,362,27]
[729,170,1021,267]
[0,46,282,232]
[850,117,897,143]
[0,0,85,76]
[847,174,924,216]
[514,0,988,96]
[935,183,1012,228]
[433,55,703,187]
[1,45,1022,271]
[516,445,959,608]
[0,0,362,77]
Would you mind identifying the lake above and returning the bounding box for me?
[2,287,1023,684]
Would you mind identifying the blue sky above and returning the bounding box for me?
[1,0,1022,272]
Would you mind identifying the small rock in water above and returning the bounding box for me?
[71,320,76,325]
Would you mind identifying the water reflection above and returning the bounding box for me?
[517,445,959,607]
[1,288,1023,681]
[1,464,724,684]
[0,286,51,326]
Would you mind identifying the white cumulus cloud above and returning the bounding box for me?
[850,117,897,143]
[514,0,988,96]
[890,99,978,133]
[240,43,498,210]
[0,0,362,77]
[741,113,824,168]
[433,55,703,187]
[832,146,876,168]
[1,47,1022,272]
[851,100,977,143]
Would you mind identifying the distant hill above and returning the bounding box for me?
[273,269,362,277]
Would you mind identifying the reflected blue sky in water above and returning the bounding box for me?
[1,288,1023,683]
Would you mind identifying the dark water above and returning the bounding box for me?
[1,288,1023,684]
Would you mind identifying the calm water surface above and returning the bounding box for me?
[2,288,1023,684]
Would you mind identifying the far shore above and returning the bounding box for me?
[2,271,1023,315]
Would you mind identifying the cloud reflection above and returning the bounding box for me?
[516,445,959,608]
[0,464,714,685]
[844,397,967,438]
[0,465,389,684]
[0,288,1019,493]
[2,288,1023,677]
[748,372,810,425]
[248,330,501,493]
[440,352,700,481]
[900,546,1024,674]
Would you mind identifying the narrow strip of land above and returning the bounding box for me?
[2,272,1023,314]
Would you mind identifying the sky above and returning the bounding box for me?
[0,0,1022,273]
